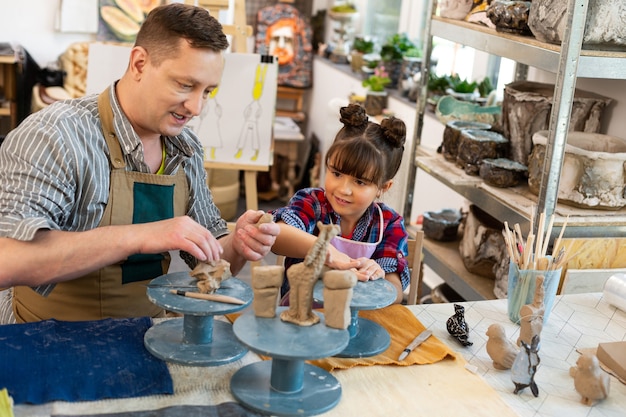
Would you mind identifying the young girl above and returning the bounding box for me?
[271,104,409,304]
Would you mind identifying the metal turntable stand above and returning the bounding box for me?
[144,271,252,366]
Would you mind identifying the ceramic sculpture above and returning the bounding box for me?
[517,275,545,347]
[528,131,626,210]
[280,222,339,326]
[435,95,501,126]
[446,303,473,346]
[570,353,610,406]
[486,323,519,370]
[511,334,540,396]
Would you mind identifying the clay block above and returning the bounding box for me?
[251,265,284,318]
[597,341,626,381]
[323,270,357,329]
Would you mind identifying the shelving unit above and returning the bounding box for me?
[406,0,626,300]
[0,53,18,135]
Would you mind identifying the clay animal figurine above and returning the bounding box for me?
[517,275,545,347]
[190,259,232,294]
[446,304,473,346]
[570,353,610,406]
[486,323,519,370]
[280,222,339,326]
[511,334,540,397]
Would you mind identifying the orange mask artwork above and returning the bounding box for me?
[267,19,297,66]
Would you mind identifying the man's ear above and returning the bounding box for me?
[128,46,148,79]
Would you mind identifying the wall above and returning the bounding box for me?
[0,0,95,67]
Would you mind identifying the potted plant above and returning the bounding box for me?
[350,36,374,72]
[380,33,417,88]
[399,46,423,95]
[362,66,391,116]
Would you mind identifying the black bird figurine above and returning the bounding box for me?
[446,303,473,346]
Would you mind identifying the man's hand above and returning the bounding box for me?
[231,210,280,261]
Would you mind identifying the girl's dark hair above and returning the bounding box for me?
[135,3,229,66]
[325,104,406,187]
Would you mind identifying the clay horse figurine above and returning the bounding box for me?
[446,304,473,346]
[511,334,540,397]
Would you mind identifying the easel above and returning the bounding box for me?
[187,0,266,211]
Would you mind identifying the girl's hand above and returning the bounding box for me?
[353,257,385,282]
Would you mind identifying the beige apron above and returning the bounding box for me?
[13,89,189,322]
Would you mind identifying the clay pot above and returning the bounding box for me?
[442,120,492,162]
[423,209,463,242]
[456,129,509,176]
[486,1,532,36]
[528,0,626,49]
[527,130,626,210]
[439,0,474,20]
[364,91,388,116]
[500,81,613,166]
[479,158,528,188]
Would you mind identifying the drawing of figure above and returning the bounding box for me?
[189,86,223,160]
[234,63,269,161]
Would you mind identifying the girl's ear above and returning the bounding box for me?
[381,180,394,193]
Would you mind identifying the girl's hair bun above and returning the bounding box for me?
[380,116,406,149]
[339,104,369,129]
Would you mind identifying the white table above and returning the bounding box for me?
[410,293,626,417]
[12,293,626,417]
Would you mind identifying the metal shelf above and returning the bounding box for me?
[406,1,626,301]
[431,17,626,80]
[416,150,626,240]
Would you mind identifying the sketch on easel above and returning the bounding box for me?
[187,53,278,168]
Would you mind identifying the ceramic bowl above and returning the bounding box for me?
[423,209,463,242]
[528,130,626,209]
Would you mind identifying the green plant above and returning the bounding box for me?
[380,33,416,62]
[362,66,391,92]
[477,76,494,97]
[427,73,451,95]
[448,74,477,93]
[352,37,374,54]
[403,47,422,59]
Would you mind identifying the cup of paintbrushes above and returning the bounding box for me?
[507,257,562,325]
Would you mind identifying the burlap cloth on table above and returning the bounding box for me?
[228,304,456,371]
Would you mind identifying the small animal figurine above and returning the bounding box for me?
[446,304,473,346]
[485,323,519,370]
[511,334,540,397]
[517,275,545,347]
[570,353,610,406]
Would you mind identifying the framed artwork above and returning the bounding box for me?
[97,0,164,43]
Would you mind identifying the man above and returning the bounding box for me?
[0,3,279,323]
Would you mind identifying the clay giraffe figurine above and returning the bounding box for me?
[280,222,339,326]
